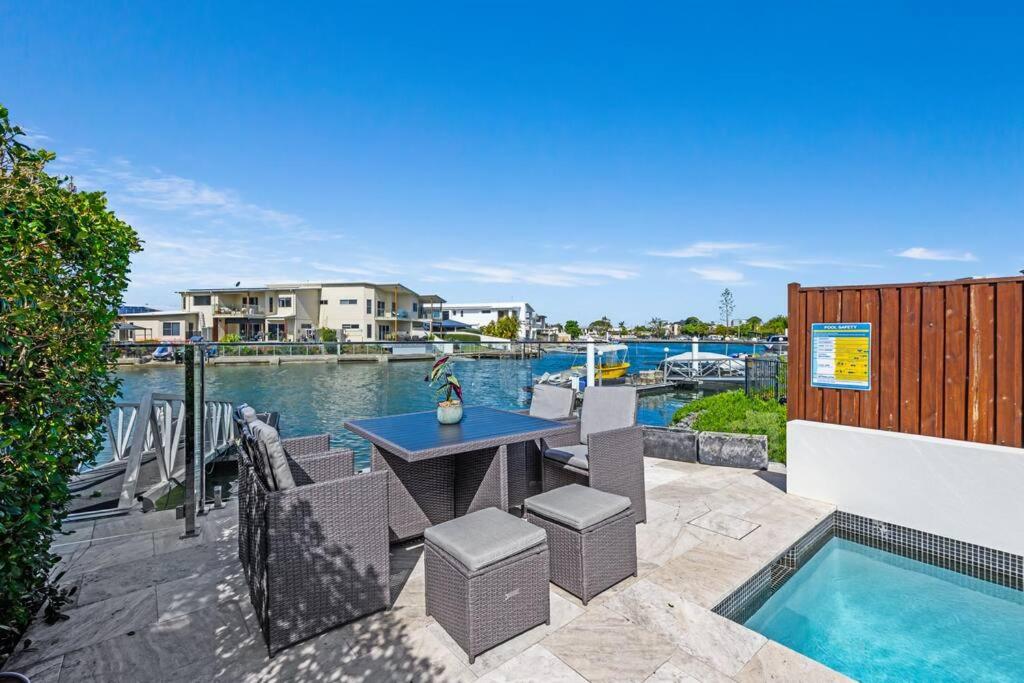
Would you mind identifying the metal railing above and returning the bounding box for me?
[102,338,787,533]
[744,357,788,402]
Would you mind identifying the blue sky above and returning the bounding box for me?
[3,2,1022,324]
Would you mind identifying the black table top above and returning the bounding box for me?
[343,405,575,461]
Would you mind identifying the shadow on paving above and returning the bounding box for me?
[8,498,443,682]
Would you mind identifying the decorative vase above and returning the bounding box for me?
[437,401,463,424]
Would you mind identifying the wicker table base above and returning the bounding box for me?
[372,443,511,541]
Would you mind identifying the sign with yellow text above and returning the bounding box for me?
[810,323,871,390]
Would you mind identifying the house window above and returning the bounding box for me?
[319,299,328,305]
[300,323,312,330]
[278,296,292,308]
[366,324,372,338]
[412,302,418,312]
[376,300,385,316]
[162,322,181,337]
[193,295,211,306]
[342,324,360,330]
[339,299,357,305]
[366,299,372,314]
[482,309,491,314]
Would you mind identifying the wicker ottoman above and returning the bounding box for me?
[424,507,550,664]
[525,484,637,605]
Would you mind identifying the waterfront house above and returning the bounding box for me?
[177,282,446,341]
[110,309,202,342]
[309,283,445,341]
[444,301,542,339]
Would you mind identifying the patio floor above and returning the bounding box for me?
[8,459,850,682]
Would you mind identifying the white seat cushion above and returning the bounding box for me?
[543,443,589,471]
[529,385,575,419]
[424,507,547,572]
[250,419,297,490]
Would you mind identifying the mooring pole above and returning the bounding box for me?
[197,342,207,516]
[182,345,199,538]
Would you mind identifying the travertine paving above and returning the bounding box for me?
[7,459,851,682]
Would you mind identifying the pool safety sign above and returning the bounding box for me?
[810,323,871,390]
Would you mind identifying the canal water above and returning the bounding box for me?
[109,342,757,466]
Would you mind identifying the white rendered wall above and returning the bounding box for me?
[788,420,1024,555]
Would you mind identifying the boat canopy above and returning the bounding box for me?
[595,343,628,355]
[663,350,733,362]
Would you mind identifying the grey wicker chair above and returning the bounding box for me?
[540,386,646,523]
[508,385,578,512]
[237,428,390,655]
[234,423,352,578]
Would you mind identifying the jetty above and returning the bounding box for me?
[69,392,236,519]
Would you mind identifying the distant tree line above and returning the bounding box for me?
[552,313,787,340]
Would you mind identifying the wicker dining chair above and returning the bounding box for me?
[232,409,352,578]
[237,427,390,655]
[540,386,646,523]
[507,385,577,511]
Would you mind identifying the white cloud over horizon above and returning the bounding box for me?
[434,259,639,287]
[897,247,977,262]
[647,241,760,259]
[689,266,746,283]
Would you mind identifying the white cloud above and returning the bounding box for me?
[558,263,639,280]
[741,258,882,270]
[20,128,53,146]
[648,241,760,258]
[72,158,306,231]
[435,259,638,287]
[690,267,745,283]
[897,247,977,262]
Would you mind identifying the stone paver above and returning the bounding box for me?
[541,606,676,683]
[6,459,845,682]
[689,510,760,540]
[734,641,853,682]
[477,644,587,682]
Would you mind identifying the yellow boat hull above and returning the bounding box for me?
[598,362,630,379]
[571,362,631,379]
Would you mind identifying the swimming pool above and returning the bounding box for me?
[744,536,1024,682]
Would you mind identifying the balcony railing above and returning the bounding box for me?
[214,305,265,316]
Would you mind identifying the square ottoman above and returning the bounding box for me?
[525,484,636,605]
[424,507,550,664]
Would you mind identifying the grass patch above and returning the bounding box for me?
[672,390,787,462]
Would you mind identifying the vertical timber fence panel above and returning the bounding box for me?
[787,277,1024,447]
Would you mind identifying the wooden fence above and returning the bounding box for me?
[787,277,1024,448]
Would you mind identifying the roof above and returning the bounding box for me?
[314,282,420,296]
[178,281,436,298]
[118,310,200,319]
[444,302,533,310]
[178,286,270,294]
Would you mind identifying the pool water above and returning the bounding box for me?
[745,537,1024,682]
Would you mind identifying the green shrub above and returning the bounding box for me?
[672,390,787,462]
[0,105,140,659]
[318,327,337,342]
[220,333,242,343]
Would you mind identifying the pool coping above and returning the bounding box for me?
[714,509,1024,624]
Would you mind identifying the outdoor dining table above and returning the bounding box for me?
[344,405,576,542]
